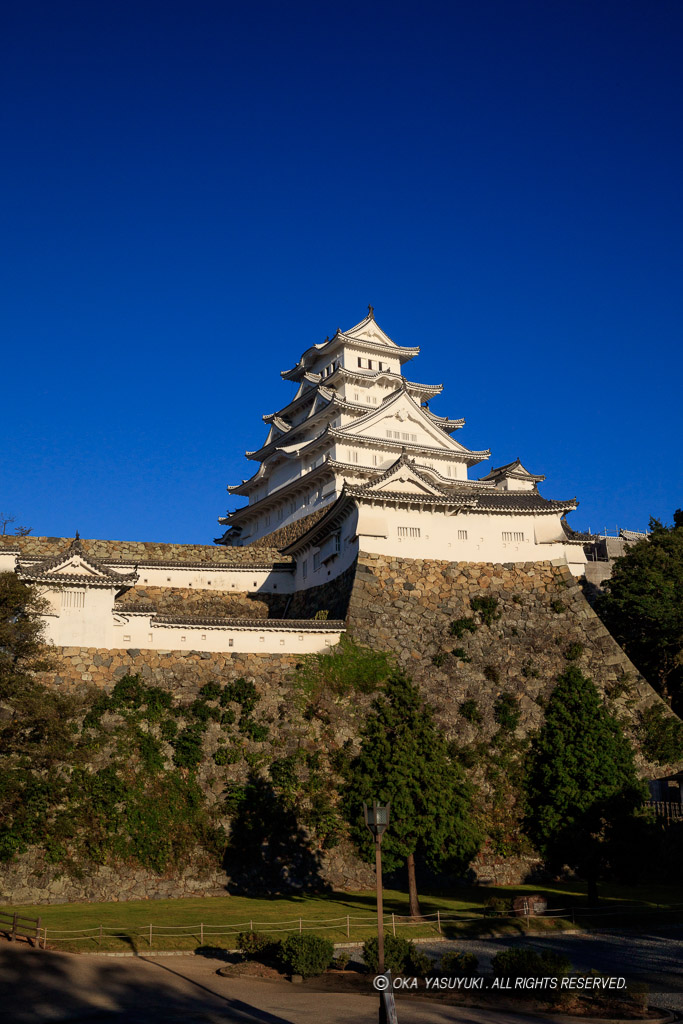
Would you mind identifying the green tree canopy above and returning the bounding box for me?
[343,671,481,916]
[594,511,683,712]
[524,665,648,900]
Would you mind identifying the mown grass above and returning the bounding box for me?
[3,880,682,954]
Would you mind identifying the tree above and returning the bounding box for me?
[0,513,16,535]
[594,511,683,712]
[343,672,481,917]
[14,526,32,536]
[524,665,648,902]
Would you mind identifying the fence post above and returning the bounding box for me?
[250,919,253,932]
[392,913,396,937]
[299,917,302,935]
[346,915,350,938]
[437,910,441,934]
[200,923,204,945]
[99,924,103,947]
[11,913,17,942]
[149,923,153,948]
[35,917,42,948]
[43,927,48,949]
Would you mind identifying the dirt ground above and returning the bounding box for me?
[0,943,560,1024]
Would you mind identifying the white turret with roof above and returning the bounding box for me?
[217,308,586,581]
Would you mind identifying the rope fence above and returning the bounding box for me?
[34,901,683,950]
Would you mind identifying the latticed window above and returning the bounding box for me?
[457,529,468,540]
[397,526,420,538]
[502,531,524,542]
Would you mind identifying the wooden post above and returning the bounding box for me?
[250,919,253,932]
[43,927,48,949]
[299,917,302,934]
[346,915,350,938]
[149,923,153,947]
[99,924,103,947]
[35,917,42,948]
[437,910,441,934]
[200,923,204,945]
[11,913,17,942]
[391,913,396,937]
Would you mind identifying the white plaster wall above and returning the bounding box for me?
[121,565,295,593]
[41,587,117,648]
[109,614,342,653]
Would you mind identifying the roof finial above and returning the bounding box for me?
[75,530,80,540]
[368,304,374,318]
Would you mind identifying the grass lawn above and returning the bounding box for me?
[3,880,683,955]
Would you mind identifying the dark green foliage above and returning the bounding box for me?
[483,665,500,684]
[522,661,540,679]
[238,930,277,957]
[407,945,433,977]
[431,652,448,667]
[470,595,499,625]
[484,896,512,916]
[640,705,683,764]
[220,708,235,726]
[512,594,523,605]
[159,718,178,742]
[564,642,584,661]
[199,681,222,701]
[279,934,334,977]
[449,617,478,639]
[551,599,565,613]
[363,934,411,974]
[213,745,240,766]
[441,950,479,976]
[524,665,648,893]
[270,754,301,793]
[492,947,571,980]
[494,692,520,732]
[223,678,259,713]
[452,647,471,662]
[188,699,221,724]
[459,699,482,724]
[172,724,206,769]
[238,716,269,742]
[595,512,683,711]
[295,634,392,703]
[343,672,481,896]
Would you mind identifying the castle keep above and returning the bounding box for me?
[1,309,587,656]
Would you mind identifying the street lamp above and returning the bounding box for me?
[363,800,390,973]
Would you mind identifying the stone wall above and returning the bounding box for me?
[246,509,328,550]
[345,554,674,775]
[0,535,289,565]
[115,586,290,619]
[286,561,357,621]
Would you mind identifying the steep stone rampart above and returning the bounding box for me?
[115,587,290,619]
[346,554,672,774]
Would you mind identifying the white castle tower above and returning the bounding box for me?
[218,309,586,583]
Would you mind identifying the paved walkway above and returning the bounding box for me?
[0,944,556,1024]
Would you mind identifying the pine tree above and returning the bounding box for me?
[594,511,683,712]
[524,665,647,901]
[343,672,481,916]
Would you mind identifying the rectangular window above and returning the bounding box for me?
[302,559,308,579]
[62,590,85,609]
[502,531,524,542]
[457,529,468,540]
[368,359,373,370]
[289,500,296,515]
[373,454,378,465]
[357,357,362,367]
[313,552,320,571]
[397,526,421,538]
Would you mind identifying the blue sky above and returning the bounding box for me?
[1,1,681,543]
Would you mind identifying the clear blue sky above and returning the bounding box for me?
[2,1,681,543]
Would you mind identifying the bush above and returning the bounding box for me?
[237,930,278,958]
[494,692,520,732]
[452,647,471,662]
[484,896,512,917]
[171,724,206,769]
[407,944,433,977]
[459,699,482,724]
[564,642,584,661]
[492,946,571,980]
[279,934,334,977]
[470,595,499,625]
[441,950,479,976]
[363,934,412,974]
[551,599,565,614]
[640,705,683,763]
[449,617,478,639]
[432,652,448,667]
[483,665,500,684]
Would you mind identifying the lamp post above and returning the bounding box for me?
[363,800,390,972]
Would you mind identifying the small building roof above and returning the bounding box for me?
[16,535,139,588]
